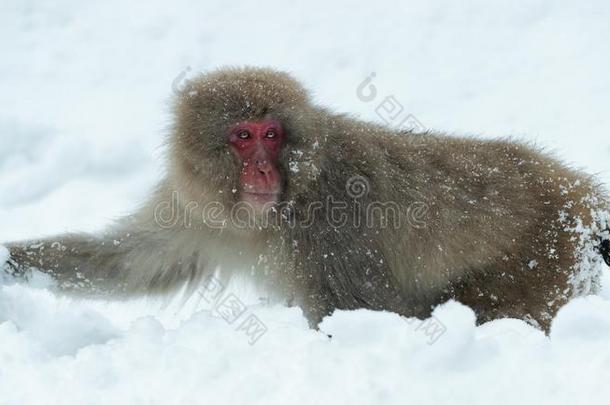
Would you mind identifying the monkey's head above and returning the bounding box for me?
[169,67,324,228]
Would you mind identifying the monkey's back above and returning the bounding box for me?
[311,116,608,329]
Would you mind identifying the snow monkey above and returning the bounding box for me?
[2,67,610,332]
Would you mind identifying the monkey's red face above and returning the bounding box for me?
[228,120,285,207]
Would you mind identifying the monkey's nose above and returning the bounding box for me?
[256,160,273,175]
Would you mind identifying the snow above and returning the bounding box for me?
[0,246,8,266]
[2,0,610,404]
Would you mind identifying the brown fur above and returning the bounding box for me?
[3,66,609,332]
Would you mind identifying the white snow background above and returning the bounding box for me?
[2,1,610,404]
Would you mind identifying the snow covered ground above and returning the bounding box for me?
[1,1,610,404]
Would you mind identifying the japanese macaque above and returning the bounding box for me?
[2,67,610,332]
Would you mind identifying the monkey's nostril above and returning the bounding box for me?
[256,160,272,175]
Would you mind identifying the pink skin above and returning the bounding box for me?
[228,120,284,208]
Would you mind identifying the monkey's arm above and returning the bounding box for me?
[2,233,137,296]
[1,227,205,298]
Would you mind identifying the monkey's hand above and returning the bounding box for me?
[1,245,27,283]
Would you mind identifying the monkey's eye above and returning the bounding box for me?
[237,130,251,140]
[265,130,277,139]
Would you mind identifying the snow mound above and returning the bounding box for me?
[2,283,610,405]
